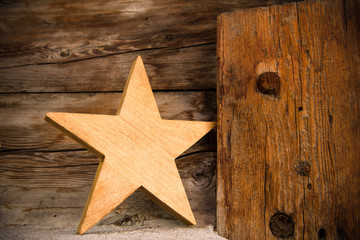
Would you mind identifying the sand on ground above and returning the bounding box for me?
[0,225,226,240]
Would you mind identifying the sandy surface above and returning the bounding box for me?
[0,225,226,240]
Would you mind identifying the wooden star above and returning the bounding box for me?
[44,56,215,234]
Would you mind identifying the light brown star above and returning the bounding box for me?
[45,56,215,234]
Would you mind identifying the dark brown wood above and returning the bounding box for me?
[217,0,360,239]
[0,45,216,93]
[0,91,216,151]
[0,0,294,68]
[0,151,216,228]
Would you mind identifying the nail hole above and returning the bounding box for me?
[329,114,333,124]
[298,107,303,111]
[307,183,312,189]
[296,162,310,176]
[257,72,280,97]
[318,228,326,239]
[269,212,294,238]
[337,226,346,239]
[165,34,174,41]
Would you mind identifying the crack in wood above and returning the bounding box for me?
[0,43,216,70]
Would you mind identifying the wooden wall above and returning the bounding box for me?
[0,0,294,230]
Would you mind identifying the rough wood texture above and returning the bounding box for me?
[0,151,217,228]
[0,91,216,151]
[0,45,217,93]
[0,0,294,69]
[217,0,360,239]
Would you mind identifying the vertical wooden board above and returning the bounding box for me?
[217,3,302,239]
[217,0,360,239]
[296,0,360,239]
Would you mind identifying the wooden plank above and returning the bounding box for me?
[0,91,216,151]
[217,0,360,239]
[0,150,98,188]
[0,0,295,68]
[0,45,216,93]
[0,151,216,228]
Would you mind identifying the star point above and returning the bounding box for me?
[45,56,215,234]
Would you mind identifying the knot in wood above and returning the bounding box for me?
[296,161,311,176]
[165,34,174,41]
[269,212,294,238]
[60,50,70,57]
[257,72,280,96]
[192,162,216,188]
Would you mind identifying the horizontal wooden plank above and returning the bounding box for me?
[0,150,216,204]
[0,151,216,227]
[0,91,216,151]
[0,45,216,93]
[0,150,97,188]
[0,0,294,68]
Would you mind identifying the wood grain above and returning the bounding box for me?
[0,0,295,68]
[0,151,216,228]
[0,45,216,93]
[217,0,360,239]
[0,91,216,151]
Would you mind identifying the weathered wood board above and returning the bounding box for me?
[0,0,295,69]
[0,45,217,93]
[0,0,296,231]
[0,151,217,228]
[217,0,360,239]
[0,92,216,151]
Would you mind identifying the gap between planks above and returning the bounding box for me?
[0,89,216,95]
